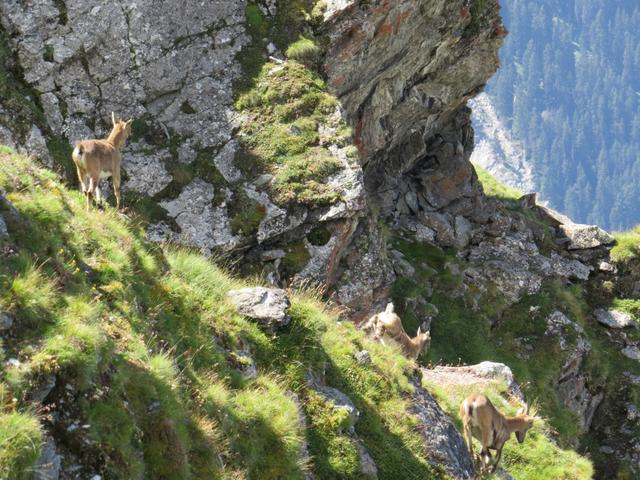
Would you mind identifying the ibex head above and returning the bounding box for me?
[109,112,133,148]
[415,325,431,354]
[514,402,534,443]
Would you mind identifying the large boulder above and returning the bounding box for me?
[226,287,291,331]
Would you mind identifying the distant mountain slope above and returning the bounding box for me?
[480,0,640,230]
[470,93,535,194]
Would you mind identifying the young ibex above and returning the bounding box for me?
[459,394,534,473]
[72,113,132,210]
[361,303,431,360]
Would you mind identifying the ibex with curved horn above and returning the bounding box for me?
[459,393,534,473]
[72,112,132,210]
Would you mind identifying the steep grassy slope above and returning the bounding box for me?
[0,148,444,479]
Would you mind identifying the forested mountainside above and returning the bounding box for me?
[479,0,640,231]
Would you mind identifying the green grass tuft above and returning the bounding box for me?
[0,412,43,480]
[286,36,323,66]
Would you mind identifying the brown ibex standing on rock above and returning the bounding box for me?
[361,302,431,360]
[460,394,534,473]
[72,113,132,210]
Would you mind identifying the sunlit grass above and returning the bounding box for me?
[611,225,640,263]
[0,411,43,480]
[0,149,446,479]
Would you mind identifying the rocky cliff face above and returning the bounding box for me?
[0,0,507,316]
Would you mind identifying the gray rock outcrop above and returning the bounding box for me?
[33,436,62,480]
[559,223,615,250]
[226,287,291,331]
[595,309,636,329]
[622,346,640,362]
[410,380,475,480]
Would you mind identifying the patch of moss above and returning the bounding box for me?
[464,0,491,37]
[179,100,196,114]
[474,164,522,205]
[281,241,311,280]
[129,118,150,143]
[52,0,68,25]
[229,191,266,237]
[43,45,54,63]
[232,1,348,208]
[46,135,75,180]
[125,191,175,226]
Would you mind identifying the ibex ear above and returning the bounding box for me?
[416,326,422,335]
[385,302,394,314]
[125,118,133,126]
[112,112,116,126]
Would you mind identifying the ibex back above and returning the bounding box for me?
[72,113,132,210]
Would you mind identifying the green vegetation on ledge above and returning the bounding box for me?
[235,59,347,207]
[234,1,354,208]
[611,225,640,263]
[474,164,522,204]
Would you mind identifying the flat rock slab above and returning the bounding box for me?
[595,309,636,329]
[422,361,526,405]
[559,223,614,250]
[226,287,291,330]
[622,346,640,361]
[423,361,515,388]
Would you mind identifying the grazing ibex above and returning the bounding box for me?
[72,113,132,210]
[361,303,431,360]
[459,394,534,473]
